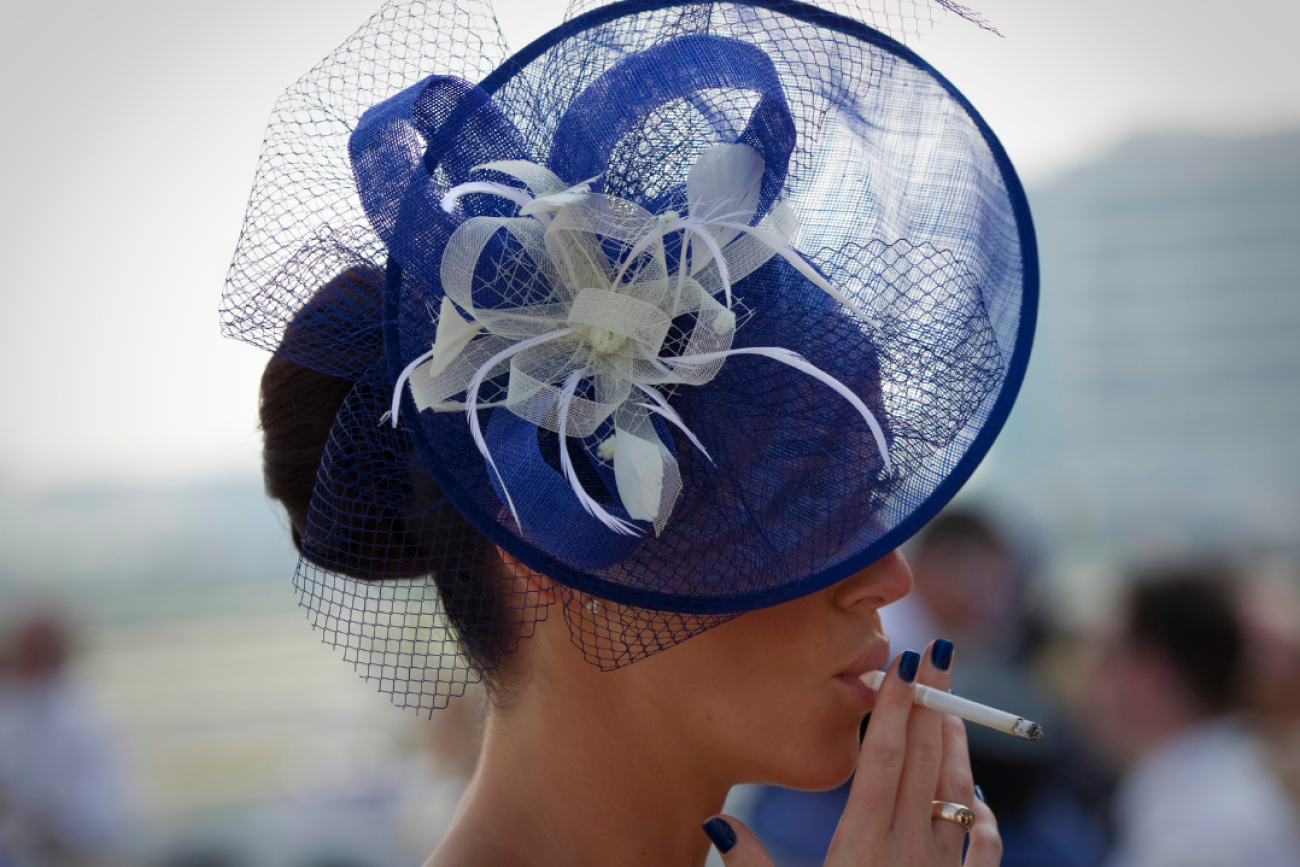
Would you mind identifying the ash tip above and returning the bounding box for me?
[1013,719,1044,741]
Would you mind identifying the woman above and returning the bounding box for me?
[229,0,1036,863]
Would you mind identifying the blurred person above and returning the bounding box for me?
[0,611,131,865]
[747,508,1108,867]
[891,509,1109,866]
[1085,569,1300,867]
[887,508,1032,659]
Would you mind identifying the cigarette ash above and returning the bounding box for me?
[1012,719,1044,741]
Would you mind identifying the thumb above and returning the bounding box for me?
[702,815,774,866]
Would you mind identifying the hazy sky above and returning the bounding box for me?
[2,0,1297,493]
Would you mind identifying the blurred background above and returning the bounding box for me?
[1,0,1297,864]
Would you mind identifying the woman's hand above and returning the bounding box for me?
[704,641,1002,866]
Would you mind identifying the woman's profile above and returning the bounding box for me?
[224,0,1037,864]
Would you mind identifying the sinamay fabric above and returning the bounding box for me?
[222,0,1036,712]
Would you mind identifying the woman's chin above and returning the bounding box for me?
[777,759,858,793]
[761,731,861,792]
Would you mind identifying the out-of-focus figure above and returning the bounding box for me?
[1237,561,1300,814]
[747,507,1109,867]
[0,610,131,866]
[886,508,1109,867]
[1086,569,1300,867]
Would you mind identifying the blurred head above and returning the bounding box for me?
[1237,566,1300,719]
[909,507,1020,640]
[0,612,71,683]
[1085,567,1243,768]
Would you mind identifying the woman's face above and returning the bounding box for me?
[598,550,913,791]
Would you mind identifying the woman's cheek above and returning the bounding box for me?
[729,671,862,789]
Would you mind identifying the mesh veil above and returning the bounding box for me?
[222,0,1036,713]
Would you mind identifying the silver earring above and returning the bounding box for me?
[586,598,601,615]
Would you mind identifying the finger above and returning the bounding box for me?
[963,790,1002,867]
[702,815,774,867]
[894,639,954,845]
[837,649,920,845]
[936,709,976,809]
[929,716,976,862]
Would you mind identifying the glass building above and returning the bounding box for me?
[981,130,1300,570]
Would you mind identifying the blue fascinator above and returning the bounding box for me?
[223,0,1036,711]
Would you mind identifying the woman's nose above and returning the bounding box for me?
[831,549,914,611]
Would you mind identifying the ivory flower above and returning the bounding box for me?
[391,144,890,536]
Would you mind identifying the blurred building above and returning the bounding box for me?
[983,129,1300,580]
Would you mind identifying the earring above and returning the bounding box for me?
[586,597,601,615]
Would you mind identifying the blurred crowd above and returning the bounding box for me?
[3,505,1300,866]
[746,506,1300,867]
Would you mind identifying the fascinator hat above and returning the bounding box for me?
[223,0,1036,711]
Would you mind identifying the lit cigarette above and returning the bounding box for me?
[858,670,1044,741]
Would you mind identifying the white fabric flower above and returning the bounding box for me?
[391,144,890,536]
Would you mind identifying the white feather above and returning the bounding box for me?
[612,424,666,524]
[714,219,875,326]
[686,143,763,230]
[557,368,641,536]
[463,327,575,529]
[665,346,892,473]
[389,346,438,427]
[633,382,713,464]
[441,181,534,214]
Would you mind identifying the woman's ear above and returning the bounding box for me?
[497,547,560,605]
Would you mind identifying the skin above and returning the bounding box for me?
[427,550,1001,867]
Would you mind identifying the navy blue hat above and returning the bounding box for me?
[223,0,1036,712]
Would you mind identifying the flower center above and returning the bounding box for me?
[574,323,628,355]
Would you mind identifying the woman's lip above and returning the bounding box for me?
[836,639,890,709]
[836,671,881,710]
[839,641,891,680]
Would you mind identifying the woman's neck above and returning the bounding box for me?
[428,641,731,866]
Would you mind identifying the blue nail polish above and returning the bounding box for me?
[898,650,920,683]
[703,817,737,854]
[931,639,954,671]
[974,785,986,803]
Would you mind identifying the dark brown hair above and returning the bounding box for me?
[1128,568,1242,714]
[258,266,526,687]
[260,354,356,550]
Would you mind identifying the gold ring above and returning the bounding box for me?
[931,801,975,829]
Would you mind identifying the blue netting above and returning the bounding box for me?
[222,0,1035,713]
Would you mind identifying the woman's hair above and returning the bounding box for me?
[260,351,356,552]
[259,265,524,693]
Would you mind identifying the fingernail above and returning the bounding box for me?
[974,785,986,803]
[931,638,954,671]
[703,817,737,854]
[898,650,920,683]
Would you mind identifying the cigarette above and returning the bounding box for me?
[858,670,1044,741]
